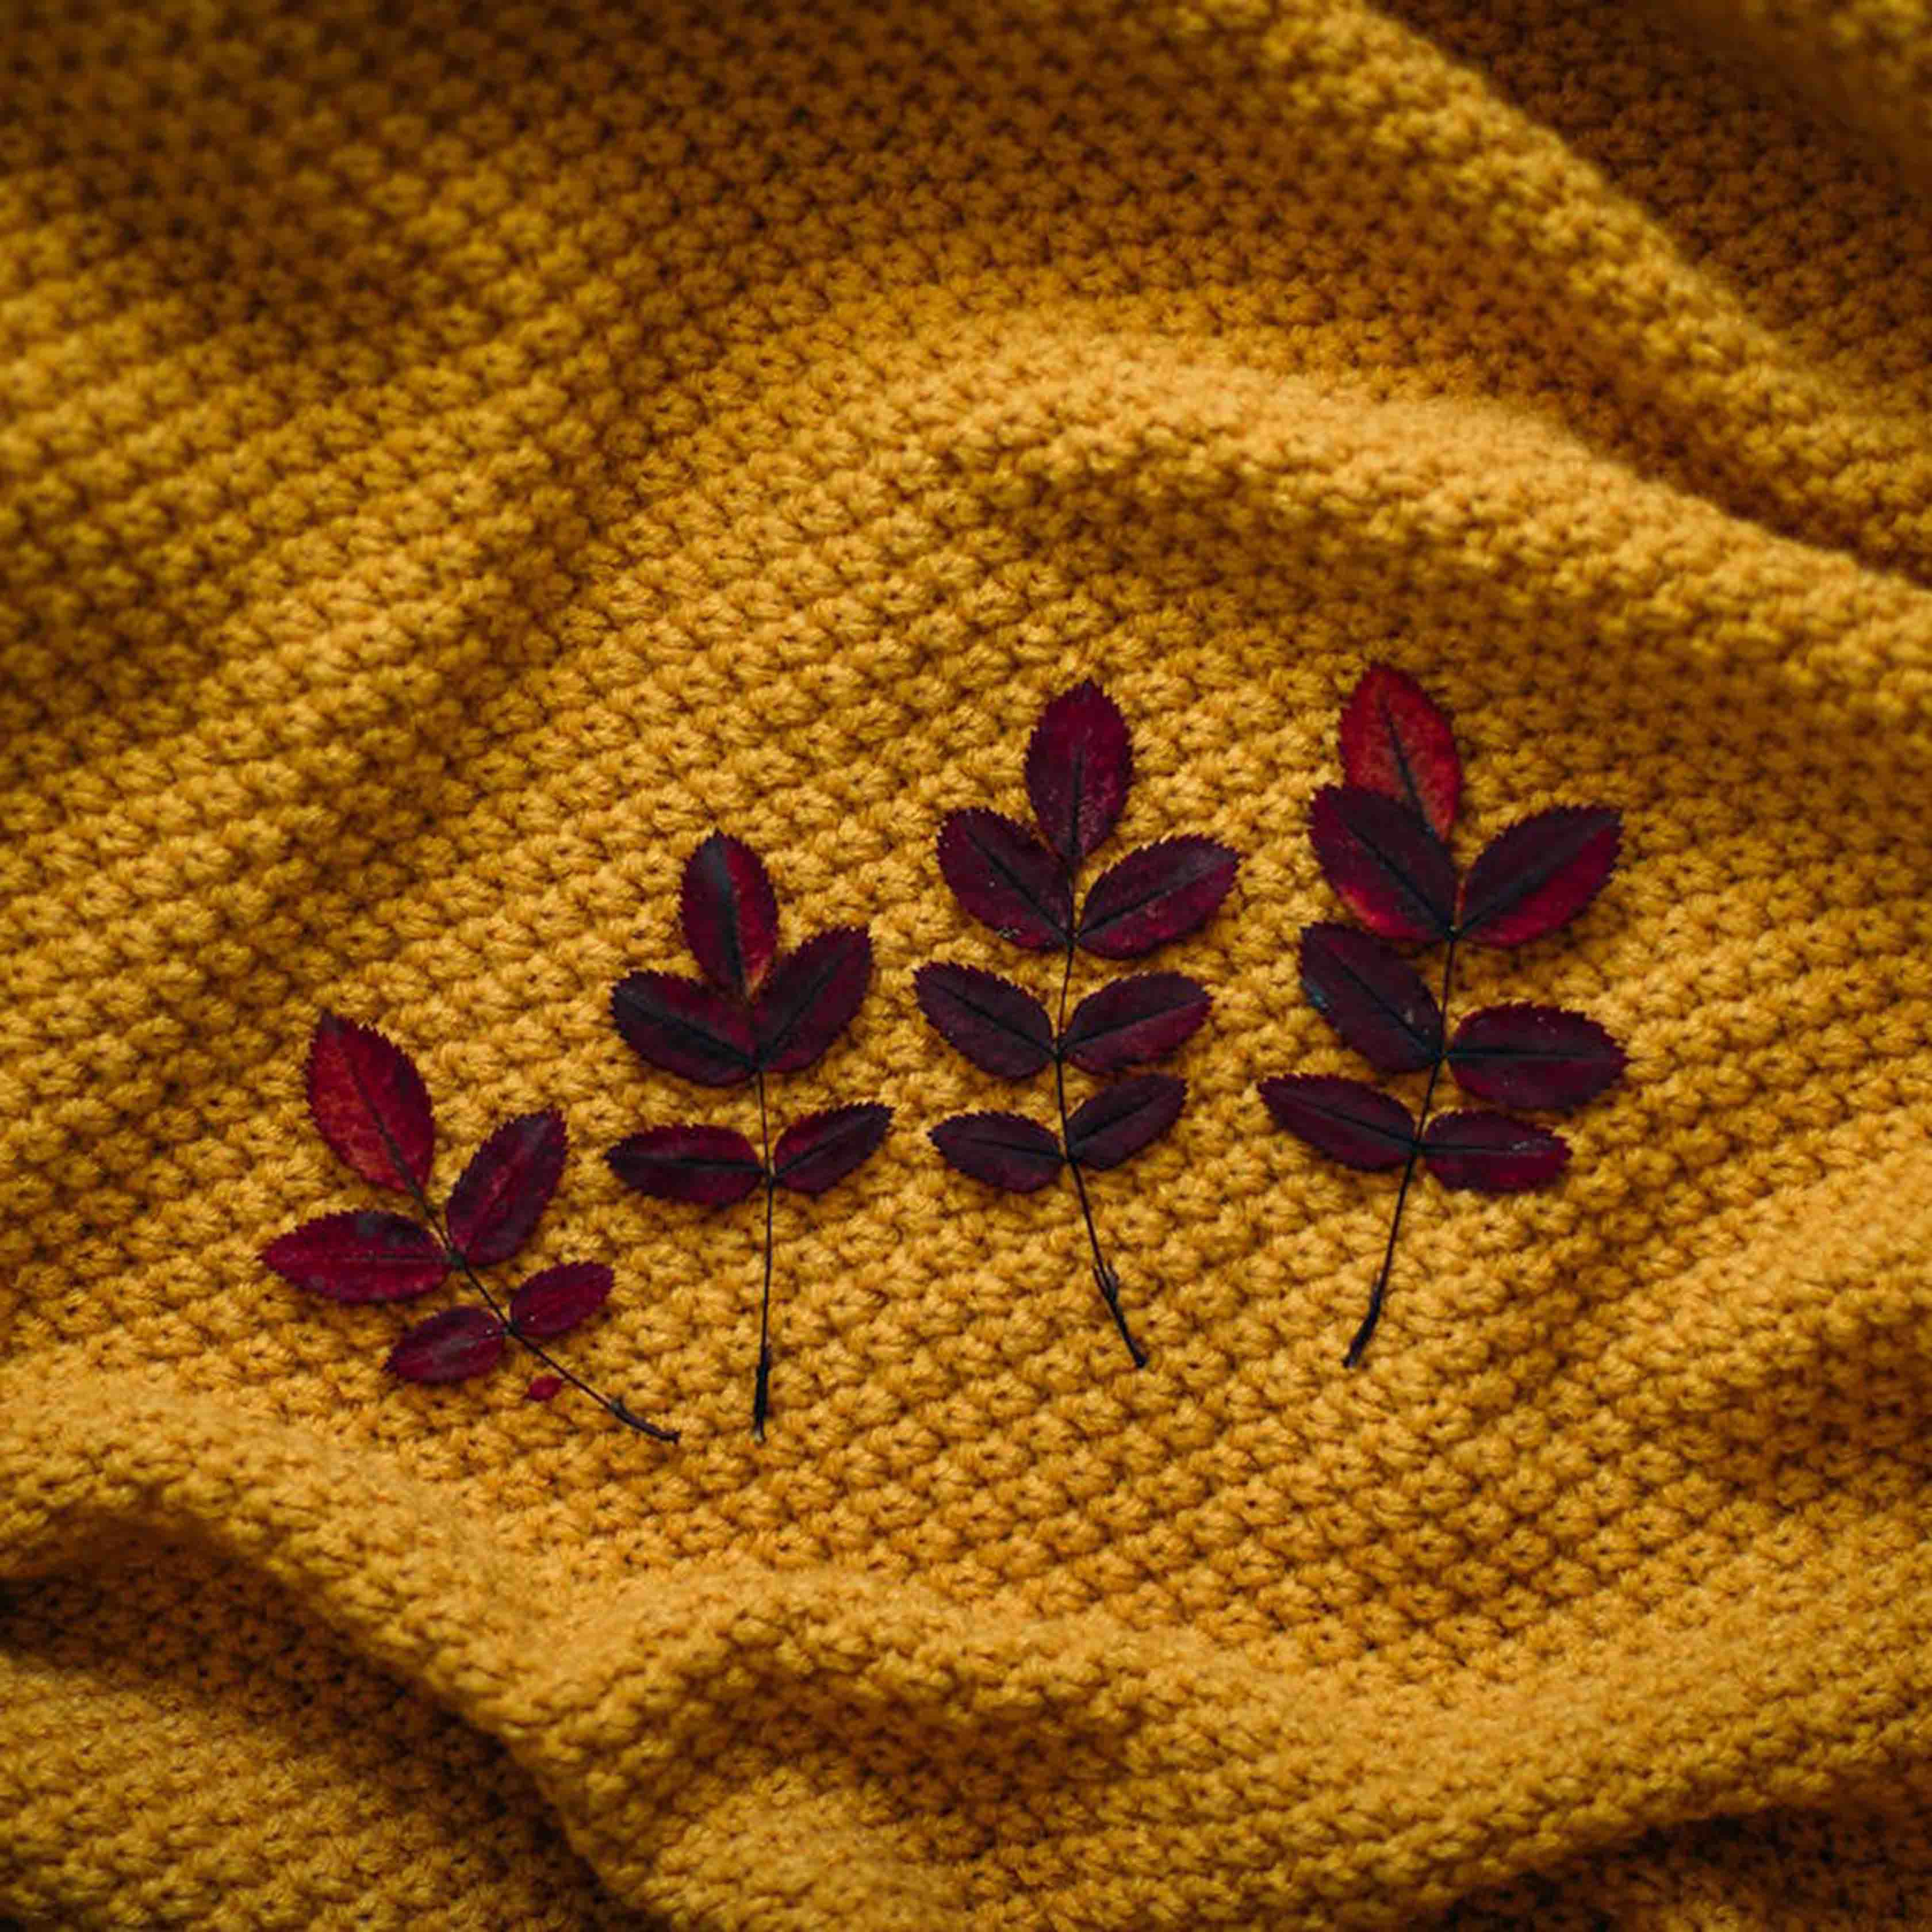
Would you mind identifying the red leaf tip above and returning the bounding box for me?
[1339,664,1462,841]
[305,1011,436,1194]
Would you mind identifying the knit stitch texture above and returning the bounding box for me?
[4,1,1931,1926]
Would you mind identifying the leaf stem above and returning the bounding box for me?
[1055,936,1148,1368]
[1345,934,1458,1370]
[752,1067,778,1440]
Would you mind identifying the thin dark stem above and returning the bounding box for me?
[1055,936,1148,1368]
[752,1067,777,1440]
[1344,934,1458,1370]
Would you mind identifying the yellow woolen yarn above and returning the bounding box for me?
[5,1,1932,1926]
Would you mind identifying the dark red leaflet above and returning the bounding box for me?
[510,1262,614,1340]
[681,831,780,999]
[937,808,1073,950]
[525,1374,564,1402]
[1076,837,1239,959]
[1298,923,1442,1075]
[914,963,1055,1079]
[606,1124,765,1205]
[1458,807,1621,947]
[262,1210,448,1302]
[444,1109,566,1267]
[1064,1074,1185,1171]
[772,1103,893,1195]
[930,1112,1065,1193]
[306,1013,435,1194]
[1339,664,1461,841]
[1447,1005,1626,1111]
[1258,1076,1415,1171]
[753,927,872,1073]
[1026,679,1132,865]
[611,972,756,1087]
[1308,786,1457,942]
[1421,1111,1569,1191]
[1060,973,1210,1074]
[387,1306,506,1384]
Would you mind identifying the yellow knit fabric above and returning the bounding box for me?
[5,1,1932,1925]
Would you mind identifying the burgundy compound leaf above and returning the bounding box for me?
[1026,679,1133,865]
[387,1306,506,1385]
[305,1013,435,1194]
[1458,807,1621,948]
[611,972,756,1087]
[1060,973,1211,1074]
[1309,786,1458,944]
[262,1210,449,1302]
[937,809,1073,950]
[1258,1076,1415,1172]
[681,832,780,999]
[1064,1074,1185,1172]
[931,1112,1064,1193]
[772,1103,893,1195]
[1447,1005,1626,1111]
[1339,664,1462,841]
[753,927,873,1073]
[914,963,1055,1079]
[1078,837,1239,960]
[511,1261,614,1340]
[1421,1112,1570,1191]
[444,1109,567,1267]
[607,1124,765,1205]
[1299,923,1442,1075]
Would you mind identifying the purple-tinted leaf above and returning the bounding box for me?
[1339,664,1462,841]
[914,963,1054,1079]
[1061,973,1210,1074]
[444,1109,567,1267]
[607,1124,765,1205]
[262,1210,448,1302]
[526,1374,564,1402]
[772,1102,893,1195]
[386,1306,505,1385]
[681,831,780,999]
[1308,785,1458,943]
[1422,1111,1570,1191]
[1064,1073,1186,1171]
[1298,923,1442,1075]
[753,927,872,1072]
[1077,837,1239,960]
[1448,1005,1626,1111]
[937,809,1072,950]
[305,1012,435,1194]
[930,1111,1064,1193]
[1458,807,1621,947]
[611,971,756,1087]
[1259,1075,1415,1171]
[511,1260,614,1339]
[1026,680,1132,865]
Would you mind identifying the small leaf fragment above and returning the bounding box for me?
[753,927,873,1072]
[444,1109,567,1267]
[386,1306,505,1384]
[681,832,780,999]
[305,1012,435,1194]
[1078,837,1239,959]
[1026,680,1132,865]
[262,1210,448,1302]
[1309,786,1458,943]
[525,1374,564,1402]
[1339,663,1462,840]
[772,1102,893,1195]
[1064,1073,1186,1171]
[611,972,756,1087]
[1421,1111,1570,1191]
[930,1111,1064,1193]
[914,963,1055,1079]
[510,1260,615,1340]
[1060,972,1211,1073]
[937,808,1073,950]
[1458,806,1621,947]
[1299,923,1442,1074]
[1448,1005,1626,1111]
[606,1124,765,1205]
[1259,1075,1416,1171]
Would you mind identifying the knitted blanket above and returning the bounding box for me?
[5,2,1931,1925]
